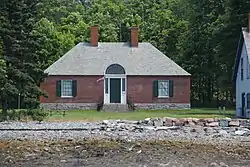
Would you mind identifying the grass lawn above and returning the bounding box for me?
[48,108,235,122]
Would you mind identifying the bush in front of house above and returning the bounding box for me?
[0,108,49,122]
[27,108,49,123]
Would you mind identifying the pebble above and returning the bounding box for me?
[0,119,249,146]
[60,160,67,163]
[235,130,247,136]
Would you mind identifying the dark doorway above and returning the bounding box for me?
[242,93,245,117]
[110,78,121,103]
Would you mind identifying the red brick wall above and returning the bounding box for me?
[40,76,104,103]
[40,75,190,104]
[127,76,190,103]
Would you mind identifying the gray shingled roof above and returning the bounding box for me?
[233,28,250,81]
[45,42,191,76]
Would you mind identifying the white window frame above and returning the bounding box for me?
[158,80,169,98]
[61,80,73,98]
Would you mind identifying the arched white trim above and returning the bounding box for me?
[104,64,127,104]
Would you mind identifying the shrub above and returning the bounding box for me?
[0,108,48,122]
[29,108,49,123]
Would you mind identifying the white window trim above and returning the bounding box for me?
[61,95,73,98]
[158,80,170,98]
[61,80,73,98]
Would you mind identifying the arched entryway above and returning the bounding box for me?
[104,64,126,104]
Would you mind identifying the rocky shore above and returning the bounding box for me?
[0,117,250,145]
[1,118,250,167]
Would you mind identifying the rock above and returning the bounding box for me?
[219,120,229,127]
[219,162,228,167]
[179,118,188,125]
[5,156,13,160]
[144,118,154,126]
[67,138,73,141]
[164,118,174,126]
[157,162,170,167]
[204,118,215,123]
[229,121,240,127]
[204,127,216,134]
[235,130,247,136]
[75,145,81,149]
[206,122,219,127]
[143,126,155,131]
[196,121,206,126]
[156,126,176,131]
[136,150,142,154]
[239,120,250,127]
[106,128,112,132]
[43,147,49,152]
[208,162,219,167]
[55,148,61,152]
[24,153,37,159]
[192,118,200,123]
[186,118,196,126]
[60,160,67,163]
[174,119,186,126]
[153,118,163,127]
[219,130,228,135]
[102,120,109,125]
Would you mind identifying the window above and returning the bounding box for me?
[247,93,250,109]
[61,80,73,97]
[105,78,108,94]
[122,78,125,91]
[153,80,174,98]
[158,80,169,97]
[241,58,244,80]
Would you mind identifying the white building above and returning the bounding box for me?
[234,15,250,118]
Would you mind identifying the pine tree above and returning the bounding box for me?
[0,0,47,119]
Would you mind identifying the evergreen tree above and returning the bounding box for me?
[0,0,47,119]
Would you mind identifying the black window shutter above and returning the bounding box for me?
[56,80,61,97]
[72,80,77,97]
[169,80,174,97]
[153,80,158,97]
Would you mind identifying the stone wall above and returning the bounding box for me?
[142,117,250,128]
[135,103,191,110]
[40,103,190,110]
[40,103,97,110]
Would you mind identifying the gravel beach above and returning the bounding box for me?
[1,119,250,167]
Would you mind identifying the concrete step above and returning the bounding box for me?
[101,104,130,112]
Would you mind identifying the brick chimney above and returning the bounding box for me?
[91,25,98,47]
[130,26,139,47]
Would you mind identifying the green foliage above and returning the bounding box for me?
[0,0,47,116]
[0,108,49,122]
[29,108,49,123]
[1,0,249,109]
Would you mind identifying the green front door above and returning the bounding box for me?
[110,78,121,103]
